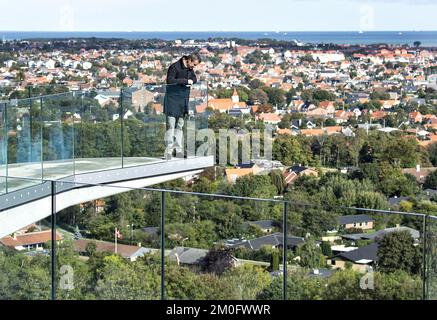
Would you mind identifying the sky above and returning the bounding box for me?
[0,0,436,32]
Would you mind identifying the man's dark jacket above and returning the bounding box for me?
[164,57,198,118]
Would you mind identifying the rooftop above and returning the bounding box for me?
[1,230,62,248]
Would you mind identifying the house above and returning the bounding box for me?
[244,220,277,234]
[402,165,437,184]
[283,166,319,185]
[112,110,134,121]
[370,110,388,121]
[341,226,420,242]
[330,245,359,256]
[328,242,378,272]
[0,230,63,251]
[95,90,120,107]
[338,215,374,231]
[94,94,113,107]
[306,107,330,118]
[208,89,247,113]
[227,233,305,251]
[73,239,154,262]
[228,106,251,117]
[380,100,399,109]
[347,92,370,104]
[167,247,211,266]
[277,128,293,136]
[409,111,423,124]
[123,87,155,112]
[420,188,437,200]
[142,227,159,239]
[257,113,282,125]
[319,101,336,115]
[300,126,343,137]
[299,128,325,137]
[225,163,263,184]
[290,100,305,111]
[334,110,349,124]
[388,196,409,208]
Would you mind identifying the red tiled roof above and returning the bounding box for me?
[1,230,62,248]
[74,239,142,259]
[257,113,282,122]
[277,128,292,135]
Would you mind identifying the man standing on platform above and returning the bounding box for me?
[163,52,201,160]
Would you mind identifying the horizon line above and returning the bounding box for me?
[1,30,437,33]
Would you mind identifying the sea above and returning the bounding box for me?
[1,31,437,47]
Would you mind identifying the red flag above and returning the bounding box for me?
[115,228,122,239]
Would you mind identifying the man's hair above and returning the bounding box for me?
[186,52,202,63]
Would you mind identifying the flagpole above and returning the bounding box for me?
[115,227,118,254]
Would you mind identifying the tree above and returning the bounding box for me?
[380,138,419,168]
[273,135,310,166]
[257,270,324,300]
[222,264,272,300]
[203,246,236,276]
[312,90,336,102]
[301,208,339,237]
[95,254,161,300]
[320,241,332,257]
[270,170,285,195]
[424,170,437,189]
[379,168,419,197]
[414,41,422,49]
[297,236,324,269]
[249,79,263,90]
[278,113,292,129]
[322,269,371,300]
[270,250,280,271]
[262,87,285,106]
[377,231,421,275]
[355,191,388,210]
[428,143,437,166]
[249,89,269,105]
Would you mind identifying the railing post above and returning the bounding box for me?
[51,180,57,300]
[423,214,428,300]
[40,96,44,181]
[161,191,166,300]
[72,92,75,176]
[283,201,288,301]
[28,86,33,162]
[120,88,124,168]
[4,99,8,193]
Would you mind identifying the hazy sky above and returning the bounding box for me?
[0,0,436,31]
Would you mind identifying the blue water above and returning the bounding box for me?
[1,31,437,47]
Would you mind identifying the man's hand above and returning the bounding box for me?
[187,79,194,85]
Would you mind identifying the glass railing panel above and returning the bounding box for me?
[426,216,437,300]
[73,91,123,174]
[290,205,425,300]
[0,177,54,300]
[120,81,210,168]
[163,191,281,300]
[41,93,75,180]
[0,102,6,194]
[6,97,43,191]
[120,85,166,167]
[186,82,211,159]
[54,180,161,300]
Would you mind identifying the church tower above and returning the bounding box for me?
[232,89,239,104]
